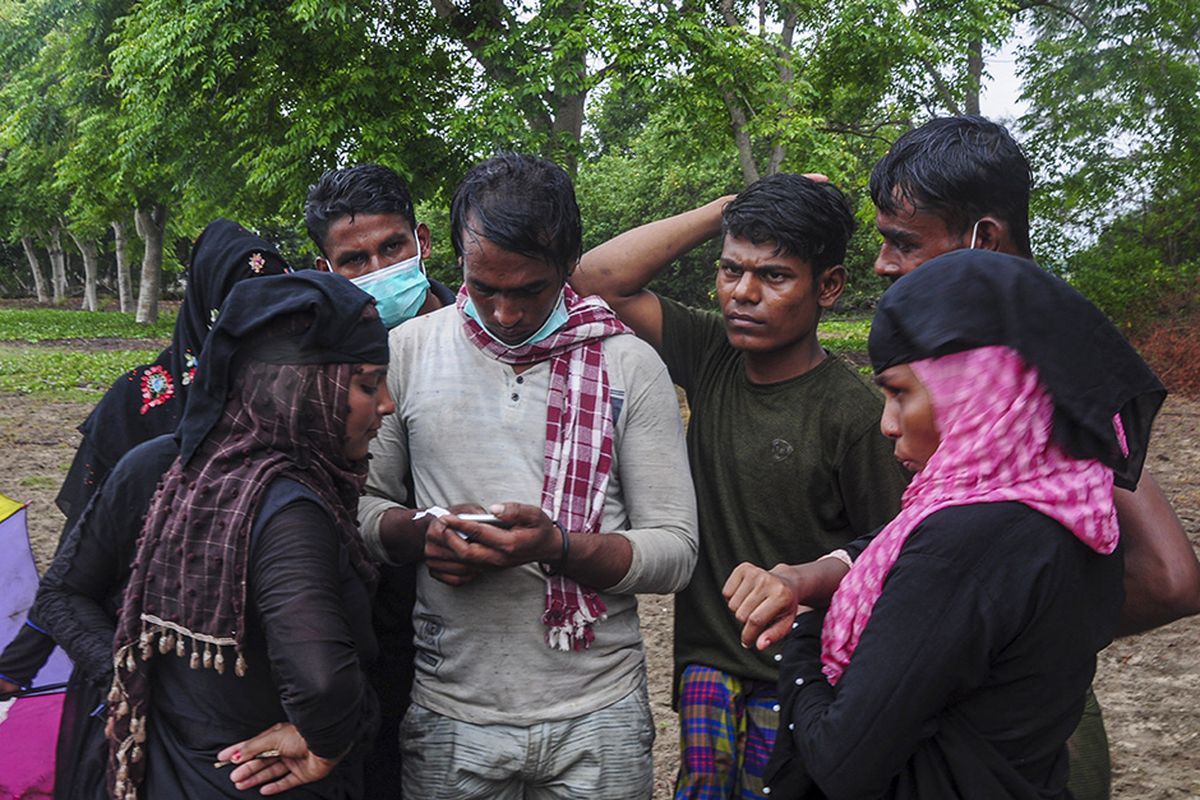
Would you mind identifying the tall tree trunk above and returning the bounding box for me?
[111,219,133,313]
[67,230,100,311]
[551,90,586,176]
[20,236,49,303]
[765,10,799,177]
[47,226,67,305]
[134,203,167,324]
[723,91,762,186]
[965,37,983,115]
[546,0,587,175]
[719,0,763,185]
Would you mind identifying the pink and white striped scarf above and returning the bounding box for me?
[821,346,1119,685]
[457,285,633,651]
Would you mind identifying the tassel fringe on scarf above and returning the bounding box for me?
[109,616,247,800]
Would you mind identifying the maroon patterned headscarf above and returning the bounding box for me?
[108,358,380,799]
[107,272,386,799]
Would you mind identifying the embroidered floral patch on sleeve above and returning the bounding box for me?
[182,350,198,386]
[248,252,266,273]
[209,307,220,329]
[139,365,175,415]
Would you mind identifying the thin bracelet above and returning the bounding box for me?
[817,549,853,569]
[540,521,570,576]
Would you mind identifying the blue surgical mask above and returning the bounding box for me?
[350,234,430,329]
[463,288,569,348]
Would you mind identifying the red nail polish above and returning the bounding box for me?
[232,750,241,762]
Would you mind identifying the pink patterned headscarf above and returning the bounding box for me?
[820,346,1119,685]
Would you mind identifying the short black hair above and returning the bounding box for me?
[870,116,1033,257]
[304,163,418,252]
[722,173,856,274]
[450,153,581,281]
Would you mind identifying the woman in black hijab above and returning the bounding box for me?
[0,220,289,700]
[58,218,292,528]
[729,251,1164,799]
[104,269,390,799]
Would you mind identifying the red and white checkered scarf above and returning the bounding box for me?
[821,346,1119,685]
[456,285,633,651]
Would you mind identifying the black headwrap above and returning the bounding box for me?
[108,270,387,799]
[57,219,289,527]
[868,249,1165,490]
[178,269,390,466]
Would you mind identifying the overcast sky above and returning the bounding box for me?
[979,25,1030,123]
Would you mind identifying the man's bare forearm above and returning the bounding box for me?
[776,557,851,609]
[558,530,634,591]
[575,195,732,299]
[1115,471,1200,636]
[377,506,430,565]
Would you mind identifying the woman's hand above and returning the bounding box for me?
[724,563,809,650]
[216,722,340,795]
[724,557,850,650]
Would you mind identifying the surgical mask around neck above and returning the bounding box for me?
[349,234,429,328]
[463,288,569,348]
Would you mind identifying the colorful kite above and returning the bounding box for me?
[0,494,71,798]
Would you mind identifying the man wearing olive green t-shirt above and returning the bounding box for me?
[573,174,909,799]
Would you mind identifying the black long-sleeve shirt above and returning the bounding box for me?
[765,502,1124,800]
[142,478,378,798]
[32,440,376,798]
[37,436,181,685]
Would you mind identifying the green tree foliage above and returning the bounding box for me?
[1019,0,1200,325]
[0,0,470,314]
[107,0,463,228]
[665,0,1014,185]
[0,0,1194,334]
[431,0,677,174]
[577,79,741,308]
[574,0,1018,307]
[0,1,72,248]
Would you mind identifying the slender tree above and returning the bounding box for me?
[111,219,132,312]
[133,204,166,324]
[66,227,100,310]
[19,236,49,303]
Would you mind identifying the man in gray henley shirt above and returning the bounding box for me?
[357,153,698,799]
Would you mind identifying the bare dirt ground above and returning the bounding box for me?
[1,389,1197,799]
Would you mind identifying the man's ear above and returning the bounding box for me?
[817,264,847,310]
[314,256,331,272]
[972,216,1007,252]
[416,223,432,260]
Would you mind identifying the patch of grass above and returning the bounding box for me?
[19,475,58,489]
[0,345,160,401]
[0,308,175,341]
[819,312,871,354]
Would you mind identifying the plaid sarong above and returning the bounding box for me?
[456,286,632,650]
[676,665,778,800]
